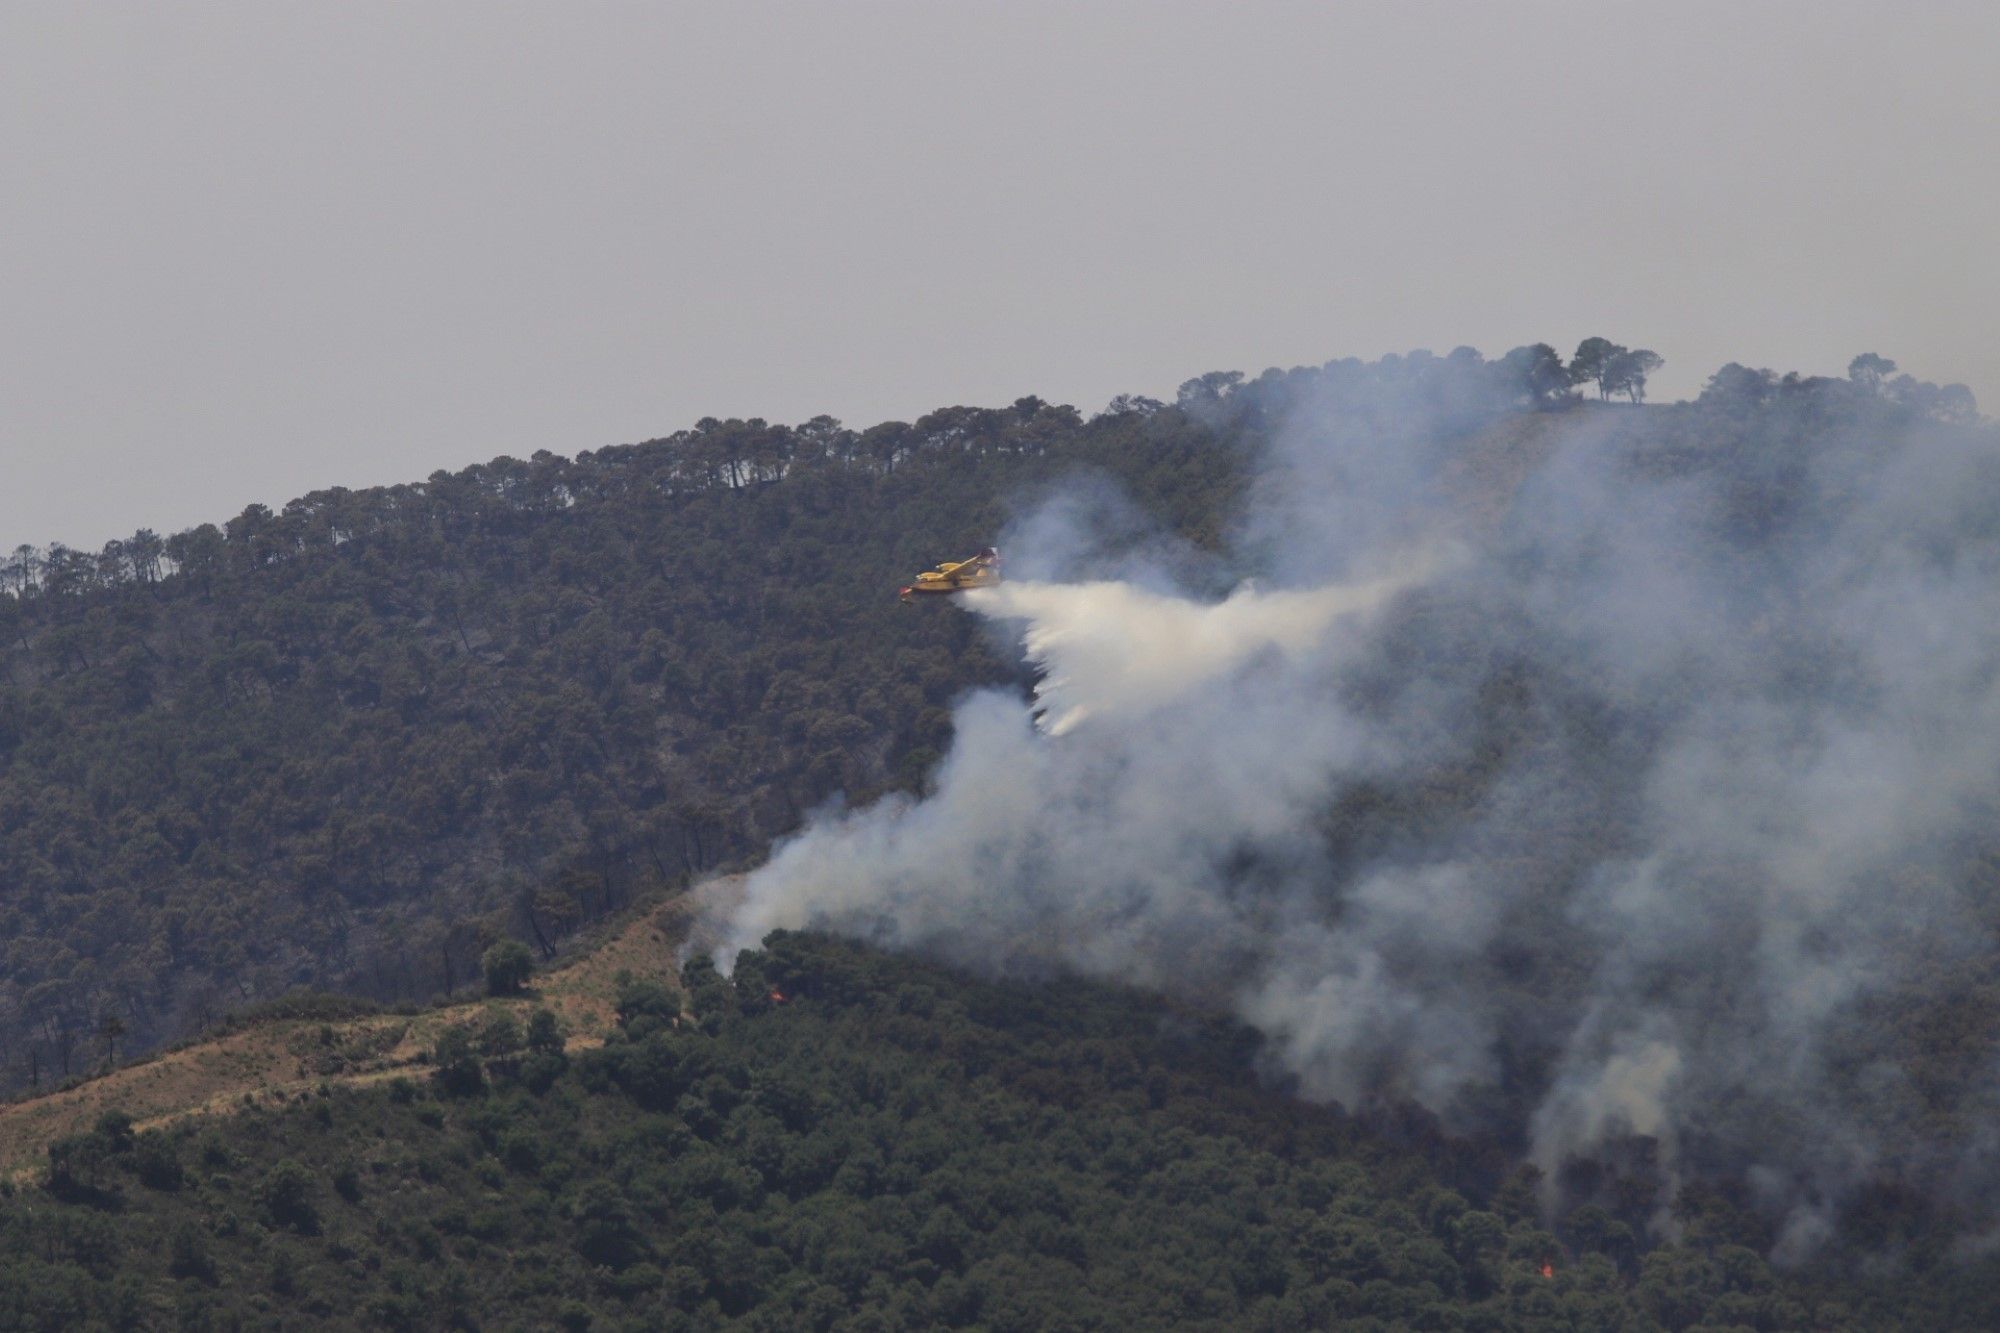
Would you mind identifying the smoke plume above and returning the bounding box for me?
[716,352,2000,1249]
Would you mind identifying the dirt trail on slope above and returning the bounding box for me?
[0,875,745,1177]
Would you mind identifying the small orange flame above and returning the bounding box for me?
[769,989,787,1003]
[1540,1261,1554,1280]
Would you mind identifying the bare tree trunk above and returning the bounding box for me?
[522,901,556,960]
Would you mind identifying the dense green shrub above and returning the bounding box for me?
[483,940,535,998]
[0,933,1987,1328]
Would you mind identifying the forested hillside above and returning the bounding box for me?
[1,340,1687,1087]
[8,339,2000,1325]
[0,344,1984,1099]
[0,393,1246,1088]
[7,931,1990,1331]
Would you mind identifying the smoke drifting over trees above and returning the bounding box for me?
[722,348,2000,1253]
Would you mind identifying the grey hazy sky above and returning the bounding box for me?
[5,2,1997,550]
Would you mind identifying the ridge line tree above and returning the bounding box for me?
[1569,337,1664,403]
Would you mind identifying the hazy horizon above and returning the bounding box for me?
[6,1,1997,551]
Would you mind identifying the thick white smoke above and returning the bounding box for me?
[713,354,2000,1250]
[722,573,1409,991]
[966,573,1431,735]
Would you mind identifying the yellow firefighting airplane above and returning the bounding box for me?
[900,547,1000,602]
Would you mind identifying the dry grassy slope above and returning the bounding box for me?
[1439,402,1628,531]
[0,876,747,1178]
